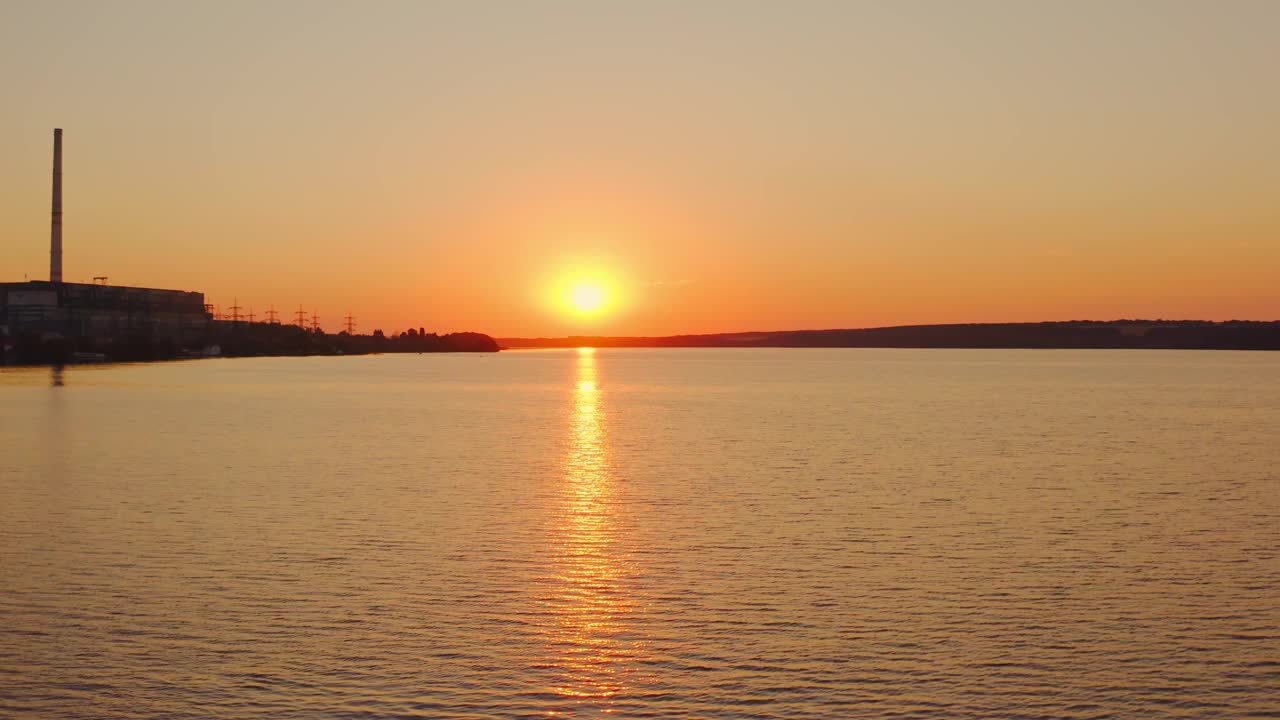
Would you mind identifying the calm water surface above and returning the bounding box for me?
[2,349,1278,719]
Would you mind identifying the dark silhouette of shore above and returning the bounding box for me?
[501,320,1280,351]
[208,323,499,358]
[2,322,499,366]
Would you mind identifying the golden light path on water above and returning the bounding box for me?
[3,353,1280,718]
[544,347,641,714]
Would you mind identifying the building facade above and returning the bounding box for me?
[1,280,210,346]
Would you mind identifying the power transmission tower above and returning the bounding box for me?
[294,305,307,328]
[344,313,356,334]
[246,307,256,323]
[265,305,279,324]
[310,311,321,334]
[228,297,243,323]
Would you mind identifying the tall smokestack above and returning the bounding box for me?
[50,128,63,283]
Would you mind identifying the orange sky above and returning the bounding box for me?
[2,2,1277,336]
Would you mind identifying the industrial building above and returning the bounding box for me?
[1,280,209,339]
[1,129,211,358]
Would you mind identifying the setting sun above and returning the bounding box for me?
[542,265,624,327]
[569,283,606,314]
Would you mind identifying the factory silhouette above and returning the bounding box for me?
[0,129,497,364]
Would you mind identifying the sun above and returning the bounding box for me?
[566,281,609,316]
[569,283,606,314]
[546,266,621,321]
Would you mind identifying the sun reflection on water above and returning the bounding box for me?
[544,349,639,712]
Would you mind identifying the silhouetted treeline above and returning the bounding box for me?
[212,323,499,357]
[366,328,501,353]
[501,321,1280,351]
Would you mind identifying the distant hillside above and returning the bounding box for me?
[500,321,1280,351]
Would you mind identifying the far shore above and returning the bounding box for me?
[500,320,1280,351]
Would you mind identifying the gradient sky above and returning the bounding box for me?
[2,1,1277,336]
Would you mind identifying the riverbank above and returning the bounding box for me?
[501,320,1280,351]
[1,323,499,366]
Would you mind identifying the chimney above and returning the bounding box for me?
[50,128,63,283]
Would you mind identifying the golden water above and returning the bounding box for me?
[2,349,1277,718]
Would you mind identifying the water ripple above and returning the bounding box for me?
[1,349,1278,718]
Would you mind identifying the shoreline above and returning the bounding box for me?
[500,320,1280,352]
